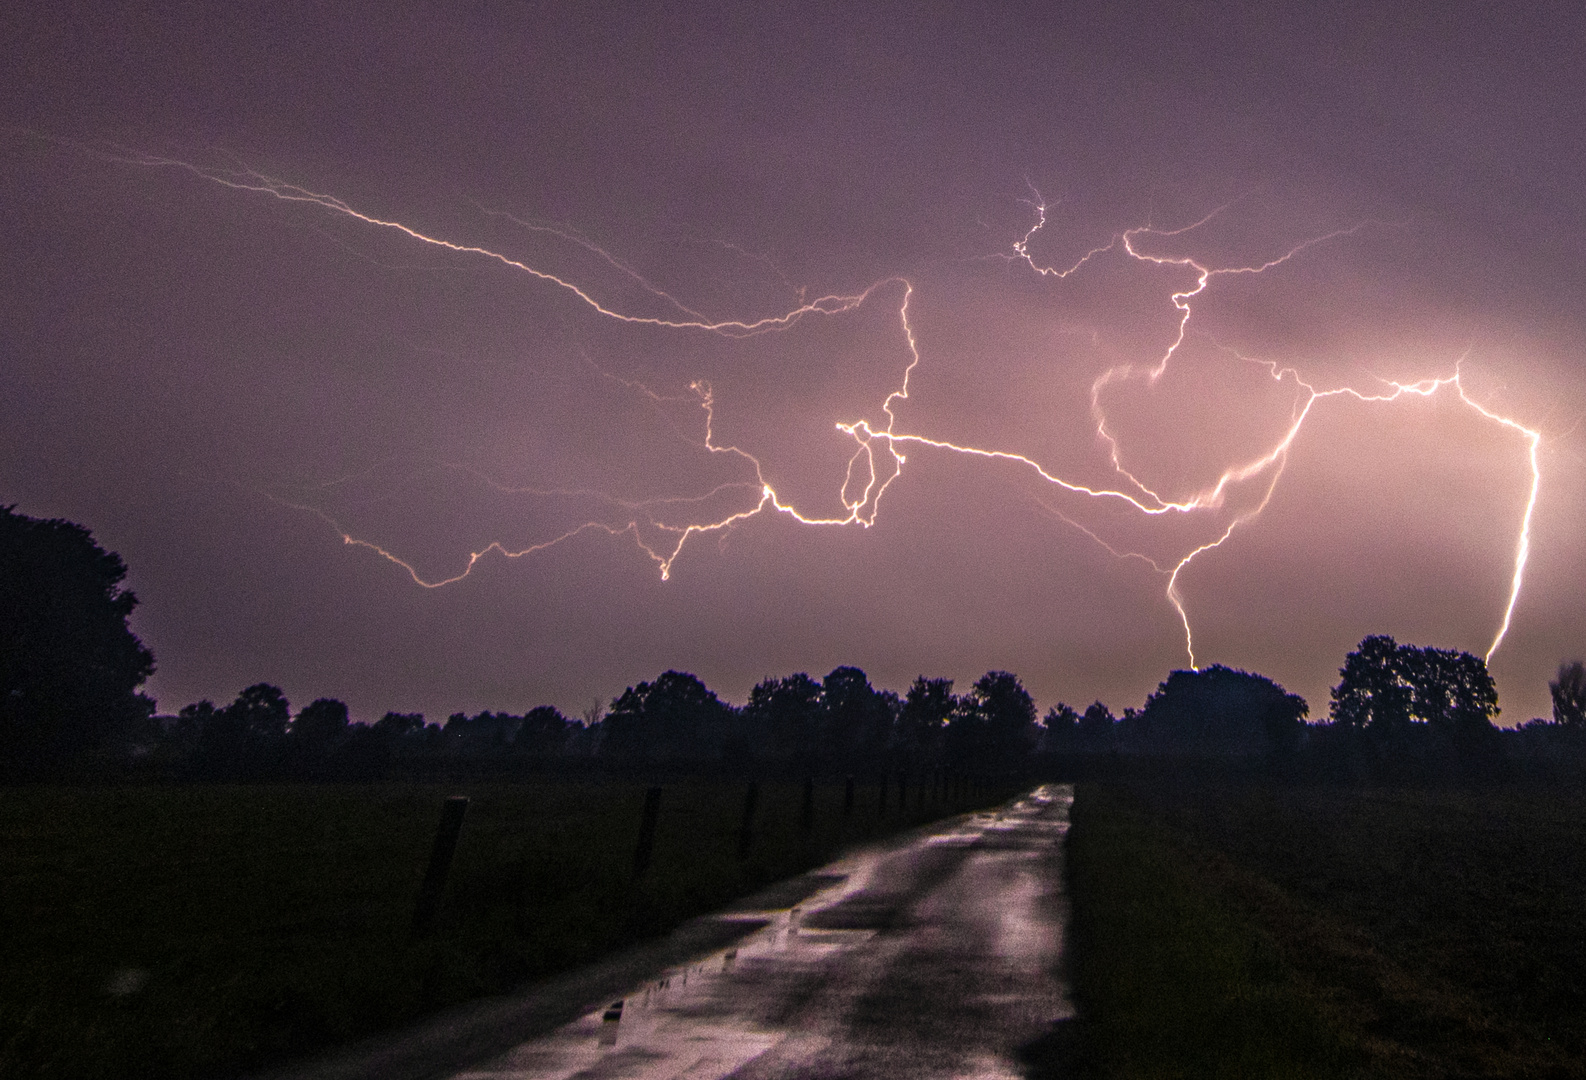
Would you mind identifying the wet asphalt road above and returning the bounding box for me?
[448,784,1075,1080]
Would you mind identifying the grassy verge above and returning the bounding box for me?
[1065,783,1366,1079]
[0,776,1011,1079]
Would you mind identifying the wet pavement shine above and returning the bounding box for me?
[451,784,1074,1080]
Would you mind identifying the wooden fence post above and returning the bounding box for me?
[633,786,663,876]
[843,774,855,816]
[737,781,759,860]
[409,795,469,941]
[800,777,815,833]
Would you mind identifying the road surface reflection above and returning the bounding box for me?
[451,785,1073,1080]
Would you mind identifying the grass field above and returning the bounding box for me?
[1068,777,1586,1078]
[1064,783,1363,1079]
[0,776,1003,1079]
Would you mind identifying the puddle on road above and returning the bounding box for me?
[451,785,1072,1080]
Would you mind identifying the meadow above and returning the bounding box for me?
[1066,775,1586,1078]
[0,775,1008,1079]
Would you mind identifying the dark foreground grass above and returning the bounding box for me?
[0,777,1003,1079]
[1065,783,1366,1079]
[1124,780,1586,1078]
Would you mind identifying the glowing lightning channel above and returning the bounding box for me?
[111,147,1543,667]
[103,149,933,580]
[875,198,1542,665]
[112,150,894,338]
[1457,379,1543,661]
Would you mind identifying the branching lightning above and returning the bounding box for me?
[113,149,1543,668]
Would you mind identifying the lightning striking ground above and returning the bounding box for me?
[109,149,1543,667]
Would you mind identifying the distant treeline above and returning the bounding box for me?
[7,504,1586,784]
[130,666,1048,781]
[105,645,1586,785]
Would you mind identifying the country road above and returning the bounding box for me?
[451,784,1074,1080]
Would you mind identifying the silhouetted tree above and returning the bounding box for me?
[517,705,572,754]
[169,700,216,762]
[1328,635,1503,781]
[942,696,986,764]
[744,672,823,764]
[1551,661,1586,727]
[336,711,428,778]
[191,684,291,777]
[564,714,604,757]
[1040,703,1079,752]
[1331,635,1498,733]
[376,711,427,740]
[1330,634,1413,733]
[603,671,735,763]
[1079,701,1117,748]
[292,698,350,746]
[899,676,955,766]
[820,666,893,769]
[1044,703,1079,735]
[287,697,350,772]
[228,683,291,740]
[0,506,155,774]
[1129,665,1308,757]
[441,710,521,755]
[1402,647,1499,731]
[969,670,1038,764]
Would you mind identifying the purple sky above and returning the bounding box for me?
[3,3,1583,725]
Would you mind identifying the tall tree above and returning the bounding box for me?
[291,698,350,749]
[517,705,572,754]
[192,684,291,777]
[744,672,823,763]
[898,676,954,765]
[1040,703,1079,751]
[1044,703,1080,735]
[1551,661,1586,727]
[287,697,350,771]
[820,666,893,768]
[1330,634,1412,732]
[1132,665,1308,756]
[1402,647,1499,730]
[1331,635,1498,733]
[1079,701,1117,747]
[223,683,292,741]
[969,670,1038,763]
[0,506,155,773]
[602,671,734,763]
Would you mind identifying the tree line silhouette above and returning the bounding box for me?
[130,666,1053,781]
[6,503,1586,783]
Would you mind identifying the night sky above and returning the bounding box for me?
[3,3,1583,725]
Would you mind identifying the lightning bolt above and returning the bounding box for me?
[1455,377,1543,661]
[101,147,1543,668]
[112,150,887,337]
[952,196,1542,665]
